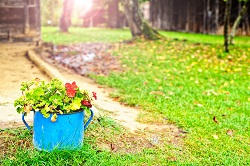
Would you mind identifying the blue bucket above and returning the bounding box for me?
[22,109,93,151]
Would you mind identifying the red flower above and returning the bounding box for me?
[65,81,78,90]
[92,92,97,100]
[66,88,76,98]
[81,100,92,108]
[65,81,78,98]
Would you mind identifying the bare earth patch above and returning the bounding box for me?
[88,124,184,154]
[38,43,122,76]
[0,43,49,129]
[0,128,33,158]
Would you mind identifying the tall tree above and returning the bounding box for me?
[229,0,249,44]
[41,0,62,26]
[108,0,120,28]
[121,0,160,40]
[224,0,232,52]
[60,0,75,32]
[215,0,220,32]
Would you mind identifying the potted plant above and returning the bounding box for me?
[14,78,96,151]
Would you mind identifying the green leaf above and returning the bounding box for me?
[14,78,92,117]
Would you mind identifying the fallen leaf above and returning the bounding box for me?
[24,105,32,114]
[203,89,218,96]
[151,136,159,145]
[154,79,161,83]
[194,101,203,107]
[168,91,174,96]
[197,103,203,107]
[110,143,116,151]
[150,91,164,96]
[165,96,171,99]
[167,157,177,161]
[213,135,219,139]
[158,86,163,90]
[112,97,120,102]
[226,130,233,136]
[51,114,57,122]
[213,116,218,123]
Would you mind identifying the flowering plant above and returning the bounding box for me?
[14,78,96,122]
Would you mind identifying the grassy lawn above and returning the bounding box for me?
[1,116,182,165]
[161,31,250,46]
[1,27,249,165]
[93,38,249,164]
[42,26,132,44]
[42,26,250,47]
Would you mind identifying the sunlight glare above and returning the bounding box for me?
[75,0,93,12]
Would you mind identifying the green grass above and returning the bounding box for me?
[2,27,250,165]
[161,31,250,46]
[0,117,182,165]
[42,26,132,44]
[92,38,250,164]
[42,26,250,47]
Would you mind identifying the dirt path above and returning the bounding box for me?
[0,43,183,147]
[53,69,180,133]
[0,43,49,129]
[27,49,183,146]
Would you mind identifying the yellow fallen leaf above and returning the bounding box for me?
[226,130,233,136]
[150,91,164,96]
[51,114,57,122]
[155,79,161,83]
[24,105,32,114]
[194,101,203,107]
[213,135,219,139]
[168,91,174,96]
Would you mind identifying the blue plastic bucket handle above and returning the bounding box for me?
[22,109,94,131]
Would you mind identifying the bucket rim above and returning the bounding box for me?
[32,109,85,116]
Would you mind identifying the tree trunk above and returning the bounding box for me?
[36,0,41,40]
[108,0,119,28]
[185,0,191,31]
[229,1,248,44]
[24,0,29,34]
[215,0,220,33]
[59,0,74,32]
[245,11,250,35]
[207,0,211,33]
[203,0,207,33]
[224,0,232,53]
[161,0,168,29]
[121,0,160,40]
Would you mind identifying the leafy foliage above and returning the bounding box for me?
[14,79,96,121]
